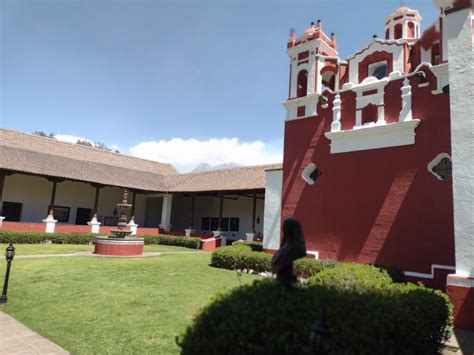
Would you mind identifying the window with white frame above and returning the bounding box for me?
[368,60,388,80]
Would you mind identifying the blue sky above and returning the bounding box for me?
[0,0,438,171]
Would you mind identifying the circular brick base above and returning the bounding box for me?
[94,237,144,256]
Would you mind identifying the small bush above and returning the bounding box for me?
[211,244,272,273]
[309,263,394,290]
[247,241,263,252]
[211,245,343,278]
[142,234,201,249]
[178,279,452,354]
[0,230,201,249]
[373,263,406,283]
[293,258,339,278]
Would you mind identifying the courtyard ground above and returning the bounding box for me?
[0,245,259,354]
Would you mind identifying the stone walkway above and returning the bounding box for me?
[0,312,68,354]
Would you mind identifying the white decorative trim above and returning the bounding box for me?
[427,153,451,180]
[331,93,342,131]
[447,274,474,287]
[282,93,319,120]
[399,77,414,122]
[301,163,317,185]
[287,39,326,57]
[404,264,456,279]
[325,119,420,154]
[430,63,449,93]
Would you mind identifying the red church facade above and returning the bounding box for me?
[271,1,474,329]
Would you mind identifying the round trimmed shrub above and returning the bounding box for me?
[308,263,394,290]
[293,258,339,278]
[178,279,452,354]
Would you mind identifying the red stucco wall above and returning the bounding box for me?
[447,282,474,330]
[281,69,454,281]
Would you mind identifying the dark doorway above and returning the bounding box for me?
[2,202,22,221]
[75,208,92,225]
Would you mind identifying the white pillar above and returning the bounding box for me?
[355,109,362,128]
[331,93,342,132]
[263,169,283,251]
[127,217,138,235]
[399,77,413,122]
[159,194,173,232]
[42,212,57,233]
[184,229,195,237]
[446,8,474,278]
[245,233,255,243]
[376,105,386,125]
[0,216,4,228]
[87,214,101,234]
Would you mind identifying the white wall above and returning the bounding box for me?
[170,193,265,239]
[2,174,148,226]
[263,169,283,250]
[446,8,474,278]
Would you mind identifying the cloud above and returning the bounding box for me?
[54,134,120,151]
[129,137,283,172]
[54,134,92,144]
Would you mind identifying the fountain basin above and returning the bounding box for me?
[94,236,144,256]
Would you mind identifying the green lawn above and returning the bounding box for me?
[0,243,202,255]
[0,247,258,354]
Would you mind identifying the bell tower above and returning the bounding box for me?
[283,20,340,120]
[385,7,422,41]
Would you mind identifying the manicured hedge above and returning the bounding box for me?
[178,278,452,354]
[0,230,201,249]
[0,230,97,244]
[309,263,394,290]
[293,257,339,279]
[141,234,201,249]
[211,244,272,273]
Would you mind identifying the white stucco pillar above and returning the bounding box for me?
[184,229,195,237]
[127,216,138,235]
[0,216,4,228]
[331,93,342,132]
[87,214,101,234]
[245,233,255,243]
[399,77,413,122]
[263,169,283,251]
[159,194,173,232]
[446,8,474,278]
[42,212,57,233]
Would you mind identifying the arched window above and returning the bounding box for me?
[407,22,415,38]
[394,23,403,39]
[297,70,308,97]
[385,28,390,39]
[321,70,336,92]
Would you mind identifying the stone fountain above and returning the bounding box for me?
[94,190,144,256]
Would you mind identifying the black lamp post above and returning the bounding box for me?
[0,243,15,304]
[309,307,332,355]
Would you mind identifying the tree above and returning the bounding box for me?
[33,131,55,138]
